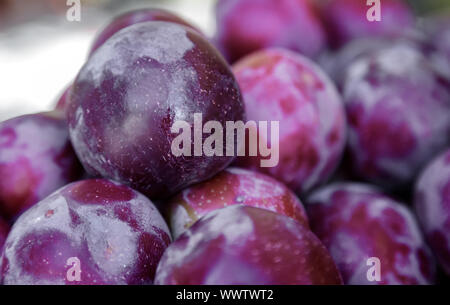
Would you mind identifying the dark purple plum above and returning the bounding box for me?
[155,205,342,285]
[215,0,326,63]
[319,0,415,48]
[68,22,245,200]
[307,183,436,284]
[0,217,8,251]
[89,8,202,56]
[0,179,171,285]
[342,43,450,188]
[414,149,450,276]
[0,112,83,220]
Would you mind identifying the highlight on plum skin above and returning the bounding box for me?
[232,48,347,195]
[166,167,309,239]
[0,179,172,285]
[306,183,436,285]
[215,0,326,63]
[68,21,245,200]
[155,205,343,285]
[89,8,203,56]
[0,112,83,221]
[342,42,450,189]
[414,149,450,276]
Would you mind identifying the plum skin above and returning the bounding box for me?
[306,183,436,285]
[166,167,309,239]
[414,149,450,276]
[68,22,245,200]
[343,43,450,188]
[0,112,83,220]
[233,48,347,195]
[0,179,171,285]
[155,205,342,285]
[89,8,202,56]
[215,0,326,63]
[0,218,9,252]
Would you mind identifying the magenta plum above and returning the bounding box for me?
[89,8,202,56]
[68,22,245,200]
[306,183,436,284]
[155,205,342,285]
[233,48,346,195]
[414,149,450,276]
[167,167,309,239]
[0,112,83,220]
[343,43,450,188]
[319,0,414,48]
[215,0,326,63]
[0,179,171,285]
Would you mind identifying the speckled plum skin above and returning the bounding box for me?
[319,0,414,48]
[306,183,436,285]
[0,218,9,251]
[167,167,309,239]
[89,9,202,56]
[215,0,326,63]
[343,43,450,188]
[233,48,346,195]
[155,205,342,285]
[414,149,450,276]
[68,22,245,200]
[0,179,171,285]
[0,112,83,220]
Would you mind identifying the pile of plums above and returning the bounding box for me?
[0,0,449,285]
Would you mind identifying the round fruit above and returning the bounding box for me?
[68,22,245,200]
[233,48,346,194]
[155,205,342,285]
[414,149,450,276]
[0,112,83,220]
[0,179,171,285]
[215,0,326,63]
[306,183,436,284]
[167,167,308,239]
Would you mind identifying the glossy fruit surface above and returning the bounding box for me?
[68,22,245,200]
[155,205,342,285]
[0,179,171,285]
[307,183,436,284]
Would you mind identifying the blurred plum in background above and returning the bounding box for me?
[215,0,326,63]
[307,183,436,285]
[0,112,83,221]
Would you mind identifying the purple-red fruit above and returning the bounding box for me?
[319,0,414,48]
[0,218,8,251]
[68,22,245,200]
[167,167,309,239]
[307,183,436,284]
[89,8,202,56]
[215,0,326,63]
[343,43,450,188]
[233,48,346,194]
[0,112,83,220]
[414,149,450,276]
[155,205,342,285]
[0,179,171,285]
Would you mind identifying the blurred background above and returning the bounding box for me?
[0,0,449,121]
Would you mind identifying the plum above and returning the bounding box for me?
[0,179,171,285]
[233,48,346,195]
[155,205,342,285]
[343,43,450,188]
[215,0,326,63]
[423,14,450,80]
[306,183,436,285]
[89,8,202,56]
[414,149,450,276]
[68,22,245,200]
[0,217,8,251]
[55,85,72,113]
[166,167,309,239]
[319,0,415,48]
[0,112,83,220]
